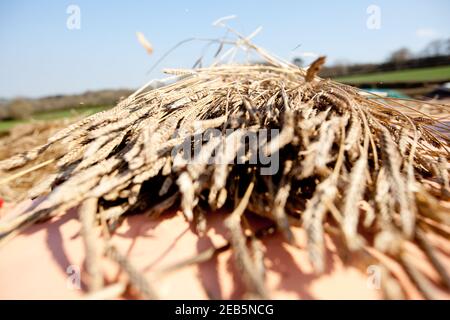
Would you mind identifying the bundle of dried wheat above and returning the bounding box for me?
[0,41,449,299]
[0,120,72,202]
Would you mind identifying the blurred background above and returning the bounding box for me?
[0,0,449,132]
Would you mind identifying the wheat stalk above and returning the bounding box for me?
[0,31,449,299]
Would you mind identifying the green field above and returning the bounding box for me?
[0,105,109,133]
[335,65,450,84]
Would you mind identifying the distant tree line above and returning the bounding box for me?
[299,38,450,78]
[320,55,450,78]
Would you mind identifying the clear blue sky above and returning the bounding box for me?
[0,0,449,98]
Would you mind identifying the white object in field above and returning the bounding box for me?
[358,91,388,97]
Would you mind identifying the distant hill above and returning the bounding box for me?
[0,89,134,120]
